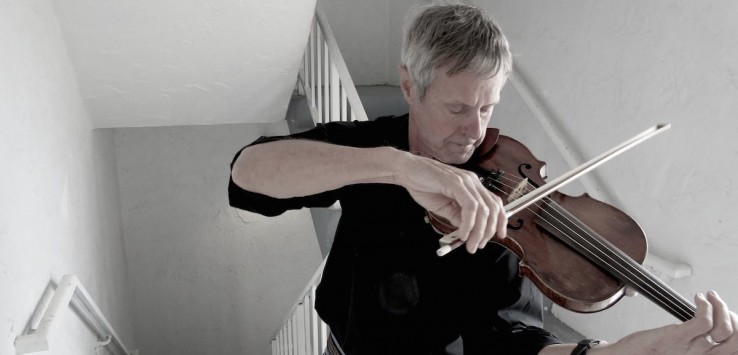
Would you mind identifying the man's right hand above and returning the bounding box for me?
[398,153,507,254]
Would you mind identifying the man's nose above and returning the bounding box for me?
[462,112,485,141]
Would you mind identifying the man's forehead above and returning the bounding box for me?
[430,71,504,103]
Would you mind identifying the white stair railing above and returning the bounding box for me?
[14,274,136,355]
[273,5,365,352]
[272,258,329,355]
[297,4,369,125]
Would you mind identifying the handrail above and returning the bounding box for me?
[14,274,135,355]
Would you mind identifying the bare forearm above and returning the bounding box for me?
[231,139,406,198]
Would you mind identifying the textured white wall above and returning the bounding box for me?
[53,0,317,128]
[481,0,738,341]
[0,1,137,354]
[115,122,322,355]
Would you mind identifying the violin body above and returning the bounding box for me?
[480,130,647,313]
[430,128,652,314]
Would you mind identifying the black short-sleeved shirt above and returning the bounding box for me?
[229,115,560,355]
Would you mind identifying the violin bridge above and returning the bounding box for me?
[507,178,529,203]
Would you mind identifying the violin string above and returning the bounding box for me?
[492,172,694,320]
[536,202,695,321]
[493,172,694,320]
[491,172,692,320]
[490,172,694,320]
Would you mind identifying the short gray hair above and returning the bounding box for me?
[401,2,512,101]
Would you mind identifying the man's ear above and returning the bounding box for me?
[398,65,414,104]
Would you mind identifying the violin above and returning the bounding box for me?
[427,126,696,322]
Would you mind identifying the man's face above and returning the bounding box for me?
[402,62,507,165]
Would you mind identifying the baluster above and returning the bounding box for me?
[291,316,297,355]
[330,63,340,123]
[310,286,319,354]
[316,26,323,125]
[302,295,311,354]
[310,19,316,109]
[323,32,330,123]
[297,304,305,355]
[340,86,347,122]
[281,324,287,355]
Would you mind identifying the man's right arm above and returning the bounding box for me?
[231,138,508,254]
[231,139,406,199]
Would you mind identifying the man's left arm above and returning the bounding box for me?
[538,291,737,354]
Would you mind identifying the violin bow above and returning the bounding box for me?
[437,123,672,257]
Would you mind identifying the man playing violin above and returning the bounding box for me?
[229,2,737,354]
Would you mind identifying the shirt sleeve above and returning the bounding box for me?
[228,120,380,216]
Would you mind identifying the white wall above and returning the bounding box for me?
[481,0,738,341]
[52,0,317,128]
[115,122,322,355]
[0,1,137,354]
[320,0,423,86]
